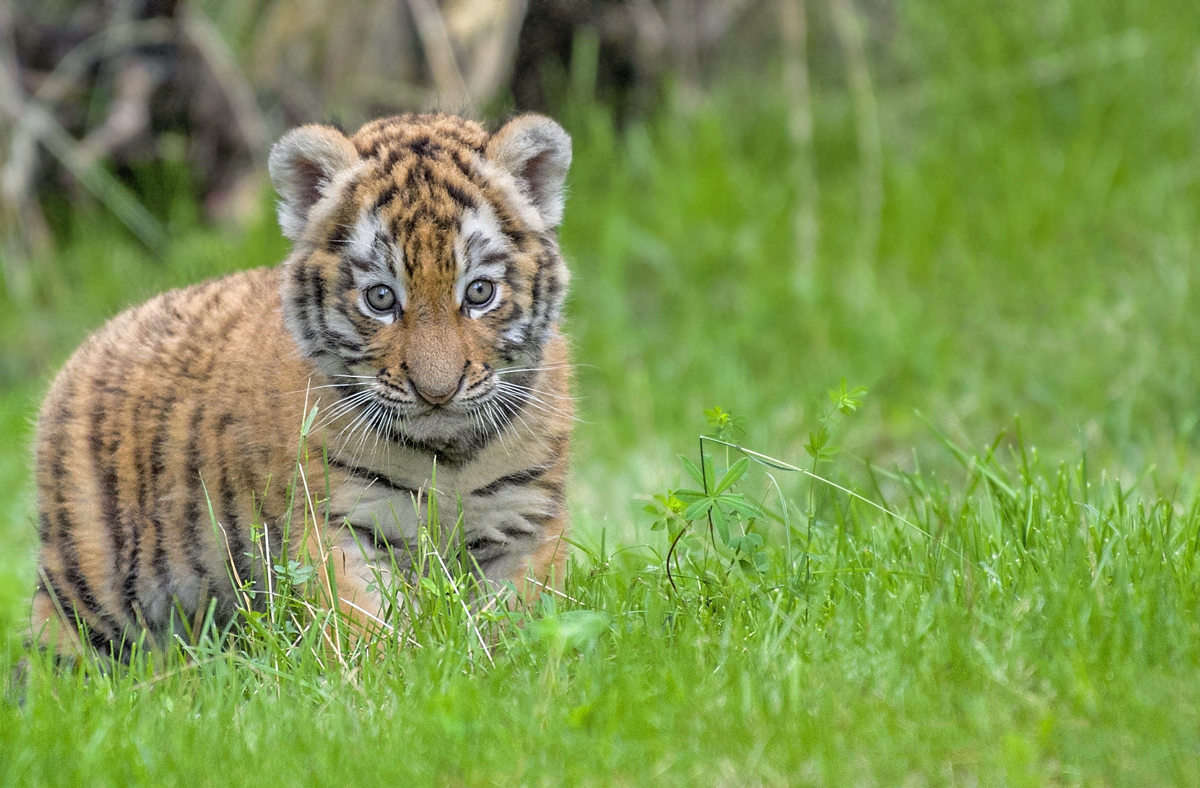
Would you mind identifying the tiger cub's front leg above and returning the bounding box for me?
[319,470,425,634]
[320,524,401,638]
[326,459,569,611]
[460,455,570,599]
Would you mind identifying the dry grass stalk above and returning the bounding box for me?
[0,3,41,297]
[181,9,271,167]
[405,0,472,112]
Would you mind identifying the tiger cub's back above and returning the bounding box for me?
[32,268,311,655]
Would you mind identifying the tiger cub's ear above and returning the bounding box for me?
[486,115,572,230]
[268,125,359,242]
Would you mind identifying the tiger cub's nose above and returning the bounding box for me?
[412,376,462,406]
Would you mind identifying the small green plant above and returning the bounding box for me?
[642,422,770,585]
[800,379,868,568]
[643,381,868,591]
[702,405,745,441]
[804,378,868,463]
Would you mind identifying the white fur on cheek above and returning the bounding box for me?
[346,212,381,261]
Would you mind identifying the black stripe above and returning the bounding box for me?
[430,210,457,234]
[495,306,527,356]
[44,389,125,645]
[441,179,476,211]
[333,301,374,339]
[214,310,241,346]
[148,392,177,607]
[293,265,318,345]
[347,254,375,272]
[304,269,367,358]
[323,332,365,356]
[328,457,418,495]
[389,432,486,468]
[464,367,491,394]
[542,265,565,323]
[342,520,411,553]
[499,521,542,539]
[462,232,485,260]
[335,265,356,303]
[243,469,284,577]
[465,535,508,564]
[121,515,143,626]
[290,264,319,344]
[129,390,150,520]
[449,147,480,181]
[379,145,411,176]
[37,565,77,639]
[502,263,523,294]
[37,563,126,661]
[264,512,286,569]
[39,566,69,619]
[402,235,418,276]
[524,512,556,528]
[528,248,552,327]
[308,266,331,347]
[215,413,252,589]
[52,481,124,645]
[326,222,350,252]
[358,138,381,158]
[94,328,145,626]
[181,403,212,586]
[84,619,116,658]
[471,466,551,497]
[403,159,426,193]
[405,135,439,159]
[88,378,131,621]
[324,190,360,253]
[372,183,398,212]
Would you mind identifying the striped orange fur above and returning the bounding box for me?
[30,113,575,657]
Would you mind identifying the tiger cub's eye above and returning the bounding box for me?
[464,279,496,307]
[365,284,396,313]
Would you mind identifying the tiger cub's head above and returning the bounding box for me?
[268,114,571,449]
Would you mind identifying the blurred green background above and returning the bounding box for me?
[2,0,1200,629]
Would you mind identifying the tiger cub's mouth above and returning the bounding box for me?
[323,364,548,447]
[333,373,500,441]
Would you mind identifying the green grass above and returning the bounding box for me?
[5,0,1200,782]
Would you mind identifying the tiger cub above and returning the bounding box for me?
[30,113,574,657]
